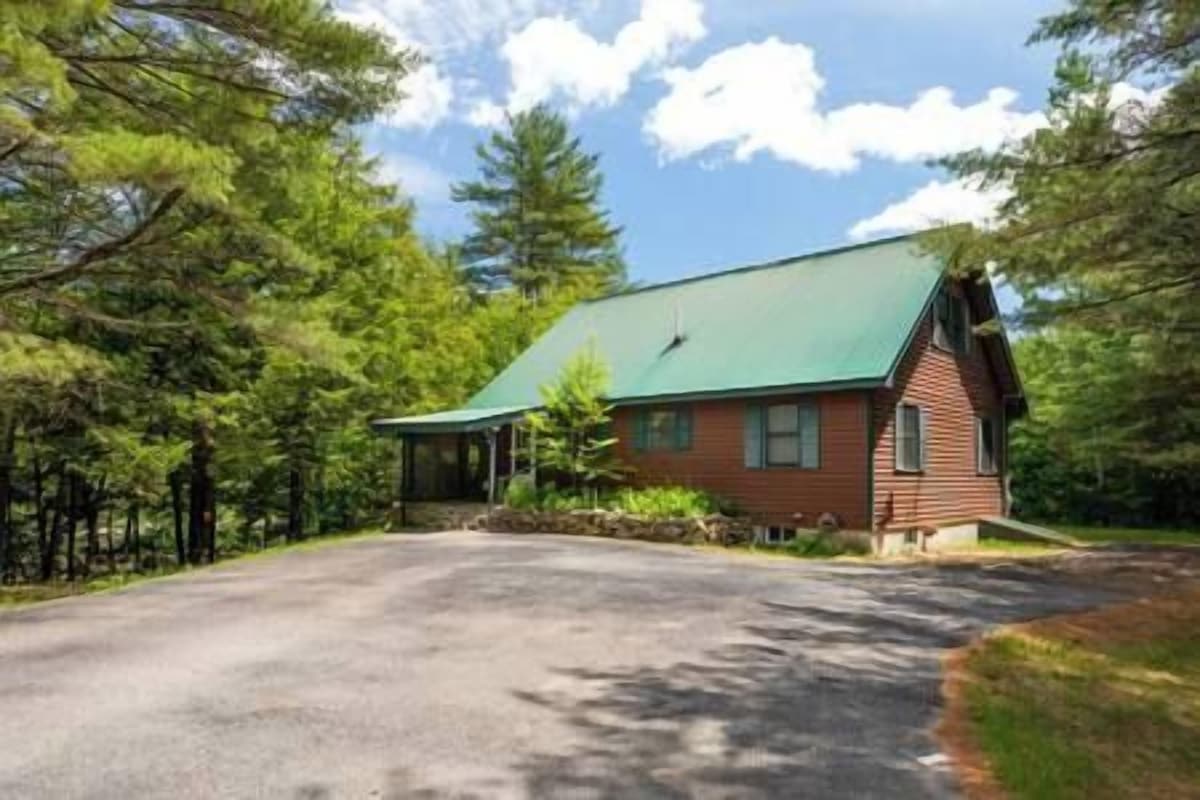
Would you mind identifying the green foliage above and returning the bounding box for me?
[453,105,625,297]
[503,474,539,510]
[926,0,1200,528]
[608,486,721,518]
[503,483,727,520]
[525,346,623,492]
[0,2,577,585]
[775,533,869,558]
[1008,329,1199,525]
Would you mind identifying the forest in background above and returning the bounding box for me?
[0,0,1196,588]
[0,2,618,584]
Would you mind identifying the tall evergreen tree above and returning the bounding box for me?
[927,0,1199,526]
[452,105,625,298]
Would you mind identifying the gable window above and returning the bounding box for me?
[744,401,820,469]
[895,403,927,472]
[633,406,693,452]
[933,287,971,355]
[977,415,999,475]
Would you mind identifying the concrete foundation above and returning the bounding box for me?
[873,522,979,557]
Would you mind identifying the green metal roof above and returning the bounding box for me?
[371,405,532,436]
[467,234,943,409]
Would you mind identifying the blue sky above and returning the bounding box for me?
[339,0,1065,287]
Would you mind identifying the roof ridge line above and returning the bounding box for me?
[588,231,925,303]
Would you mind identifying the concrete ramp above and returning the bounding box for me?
[980,517,1080,547]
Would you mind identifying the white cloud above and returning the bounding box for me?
[383,63,454,129]
[848,178,1011,240]
[337,0,576,54]
[846,79,1175,240]
[645,38,1046,173]
[476,0,705,121]
[375,153,453,203]
[466,99,507,128]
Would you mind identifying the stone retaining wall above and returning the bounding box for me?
[484,507,755,546]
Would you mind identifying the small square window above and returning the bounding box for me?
[636,406,693,452]
[757,526,797,545]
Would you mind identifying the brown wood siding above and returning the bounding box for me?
[871,281,1005,529]
[613,392,871,529]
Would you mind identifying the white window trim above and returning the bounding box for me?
[764,402,821,469]
[895,402,927,473]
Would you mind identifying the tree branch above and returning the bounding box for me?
[0,188,185,296]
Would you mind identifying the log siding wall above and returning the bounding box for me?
[871,281,1006,529]
[612,392,871,529]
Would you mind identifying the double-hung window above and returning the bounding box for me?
[633,406,693,452]
[895,402,927,472]
[977,415,999,475]
[744,401,820,469]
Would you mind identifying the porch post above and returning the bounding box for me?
[530,427,538,487]
[510,423,518,476]
[487,427,498,507]
[401,434,414,527]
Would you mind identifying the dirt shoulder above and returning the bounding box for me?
[939,552,1200,800]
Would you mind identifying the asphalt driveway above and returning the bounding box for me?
[0,532,1117,799]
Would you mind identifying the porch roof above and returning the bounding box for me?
[370,405,532,436]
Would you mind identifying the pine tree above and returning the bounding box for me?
[927,0,1200,526]
[452,105,625,298]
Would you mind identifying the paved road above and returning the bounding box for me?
[0,533,1117,799]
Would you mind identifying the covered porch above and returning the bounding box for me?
[370,406,537,527]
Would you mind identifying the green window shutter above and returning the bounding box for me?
[633,409,648,452]
[799,401,820,468]
[674,406,693,450]
[744,404,764,468]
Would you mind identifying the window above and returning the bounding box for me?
[745,402,820,468]
[757,526,797,545]
[977,415,998,475]
[895,403,926,472]
[933,287,971,355]
[634,406,693,452]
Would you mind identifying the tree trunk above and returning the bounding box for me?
[66,474,78,583]
[41,465,66,582]
[33,448,46,575]
[130,505,141,572]
[206,477,216,565]
[106,506,115,573]
[0,415,14,583]
[188,419,215,565]
[170,469,185,568]
[287,463,304,543]
[84,477,103,571]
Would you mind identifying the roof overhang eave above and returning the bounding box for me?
[369,406,534,437]
[610,377,887,406]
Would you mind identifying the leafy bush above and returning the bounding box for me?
[501,482,731,520]
[609,486,720,519]
[503,474,539,510]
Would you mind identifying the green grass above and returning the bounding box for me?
[961,591,1200,800]
[1051,524,1200,547]
[973,538,1066,556]
[0,529,383,608]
